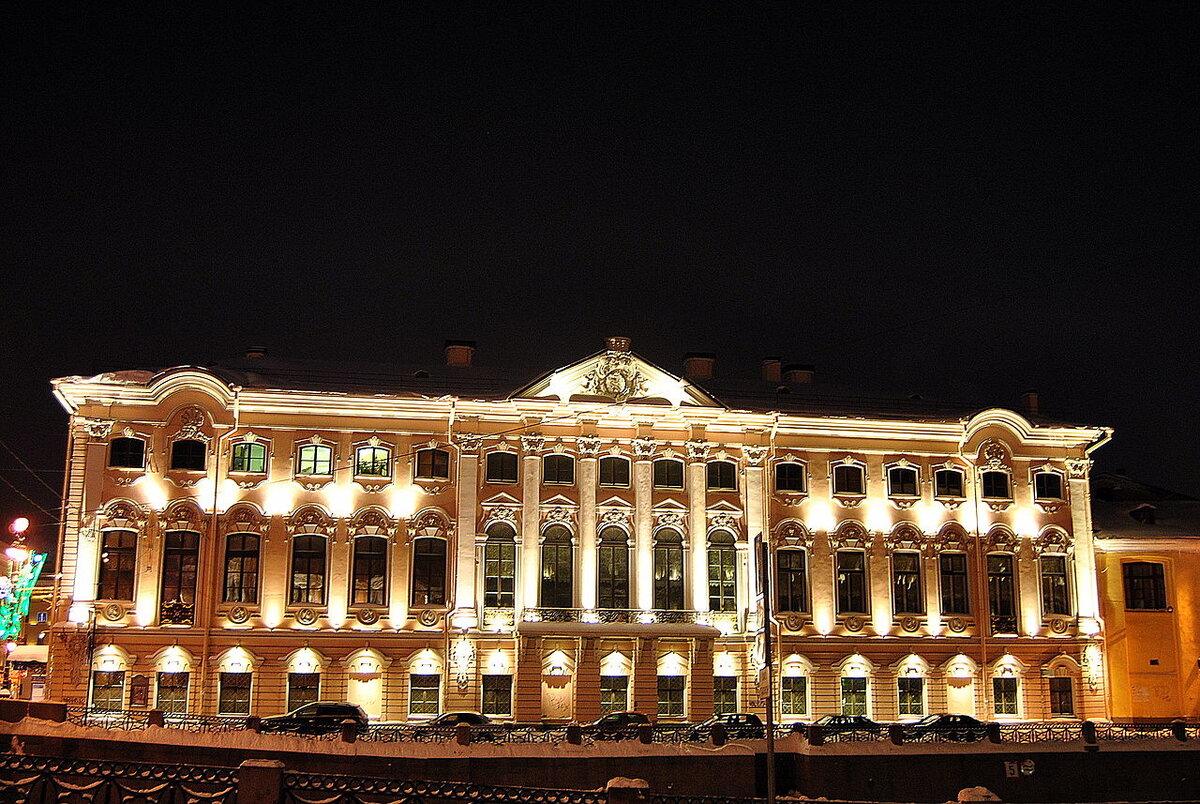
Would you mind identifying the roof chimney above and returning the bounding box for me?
[761,358,782,383]
[245,346,267,359]
[605,336,632,353]
[1021,390,1040,417]
[444,340,475,368]
[783,363,814,384]
[683,352,715,380]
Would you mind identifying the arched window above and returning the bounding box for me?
[355,446,391,477]
[415,448,450,480]
[540,525,573,608]
[981,471,1010,499]
[297,444,333,476]
[599,456,630,487]
[160,531,199,616]
[231,442,266,473]
[833,464,865,495]
[707,531,737,611]
[776,549,807,612]
[707,461,737,491]
[653,528,685,610]
[411,538,447,605]
[653,459,684,489]
[109,437,145,469]
[597,526,630,609]
[774,463,806,493]
[170,439,207,471]
[888,466,918,497]
[543,454,575,485]
[934,468,964,497]
[485,452,518,484]
[97,529,137,600]
[223,533,260,603]
[1034,472,1063,500]
[290,535,327,605]
[483,523,516,608]
[1123,561,1167,610]
[352,536,388,606]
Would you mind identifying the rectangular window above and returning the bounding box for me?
[1123,562,1168,610]
[833,465,864,495]
[653,538,685,610]
[935,469,964,497]
[109,437,145,469]
[707,540,737,612]
[160,531,200,606]
[653,460,684,489]
[892,551,924,614]
[231,442,266,473]
[483,539,516,608]
[543,454,575,484]
[599,456,630,487]
[411,538,447,606]
[840,677,867,715]
[993,677,1019,716]
[97,530,137,600]
[777,550,808,612]
[988,554,1017,617]
[290,535,327,605]
[1040,555,1071,616]
[888,467,918,496]
[982,471,1010,499]
[218,672,252,715]
[939,553,970,615]
[416,449,450,480]
[1035,472,1063,500]
[287,672,320,713]
[91,670,125,711]
[485,452,518,484]
[706,461,737,491]
[774,463,806,493]
[355,446,391,477]
[1048,677,1074,716]
[410,674,441,717]
[897,677,924,717]
[713,676,738,715]
[836,551,868,614]
[156,672,189,715]
[351,536,388,606]
[481,675,512,717]
[657,675,685,718]
[600,676,629,714]
[597,539,629,609]
[781,676,807,716]
[223,534,260,604]
[297,444,332,476]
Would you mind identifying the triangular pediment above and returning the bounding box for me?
[707,500,743,513]
[481,492,521,507]
[511,343,723,408]
[541,494,578,508]
[597,495,635,509]
[652,498,689,513]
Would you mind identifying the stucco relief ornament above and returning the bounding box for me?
[743,446,769,466]
[685,439,710,461]
[576,436,602,457]
[417,609,442,627]
[80,418,114,439]
[1065,458,1092,481]
[784,614,805,632]
[900,616,921,633]
[582,350,647,402]
[543,507,574,527]
[947,617,967,634]
[656,511,685,529]
[980,439,1010,469]
[598,509,631,528]
[709,512,739,532]
[843,616,864,633]
[631,436,657,458]
[174,407,210,442]
[294,608,319,626]
[484,507,518,526]
[101,603,125,622]
[356,608,380,626]
[227,606,250,625]
[455,434,483,454]
[520,434,546,454]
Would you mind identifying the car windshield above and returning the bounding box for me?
[913,715,941,726]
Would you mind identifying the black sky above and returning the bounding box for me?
[3,4,1199,554]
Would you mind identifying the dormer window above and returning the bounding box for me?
[981,471,1010,499]
[1129,504,1156,525]
[833,465,865,496]
[170,440,207,471]
[297,444,333,476]
[231,442,266,473]
[888,467,918,497]
[1034,472,1063,501]
[109,437,145,469]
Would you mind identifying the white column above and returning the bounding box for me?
[687,461,707,612]
[1067,460,1101,623]
[1017,540,1040,636]
[71,433,109,611]
[521,452,541,609]
[744,459,765,621]
[869,538,892,635]
[579,456,598,610]
[454,444,479,615]
[634,458,653,610]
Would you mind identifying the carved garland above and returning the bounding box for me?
[829,522,873,550]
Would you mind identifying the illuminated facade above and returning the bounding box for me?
[47,338,1112,722]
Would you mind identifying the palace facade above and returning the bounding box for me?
[46,338,1112,723]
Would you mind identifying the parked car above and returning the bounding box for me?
[259,701,369,735]
[405,711,501,740]
[583,711,649,739]
[902,713,989,742]
[423,711,493,727]
[810,714,882,735]
[688,712,765,740]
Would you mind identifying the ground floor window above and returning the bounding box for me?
[993,677,1019,716]
[781,676,807,717]
[156,671,189,714]
[218,672,252,715]
[410,674,440,717]
[91,670,125,711]
[600,675,628,714]
[481,675,512,717]
[840,677,867,715]
[897,677,924,717]
[1049,677,1074,716]
[657,675,685,718]
[713,676,738,715]
[287,672,320,713]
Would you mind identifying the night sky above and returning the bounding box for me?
[4,5,1198,557]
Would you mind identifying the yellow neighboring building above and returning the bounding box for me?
[1094,474,1200,719]
[45,338,1112,723]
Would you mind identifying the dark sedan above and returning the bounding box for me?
[903,714,989,741]
[259,702,369,735]
[583,711,649,740]
[811,714,882,734]
[689,712,765,739]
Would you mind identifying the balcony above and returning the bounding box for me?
[159,599,195,626]
[990,615,1018,635]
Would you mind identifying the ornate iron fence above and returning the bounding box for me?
[998,721,1083,743]
[283,772,606,804]
[0,754,236,803]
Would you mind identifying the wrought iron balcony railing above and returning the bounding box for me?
[160,599,195,626]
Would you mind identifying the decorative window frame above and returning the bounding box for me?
[227,432,270,489]
[883,458,921,508]
[771,456,808,501]
[293,435,337,490]
[347,507,396,616]
[976,439,1014,510]
[106,427,153,480]
[1030,464,1068,512]
[892,653,931,720]
[541,452,577,486]
[1041,653,1083,719]
[413,442,453,489]
[351,436,394,491]
[409,509,452,613]
[829,456,868,506]
[651,457,686,490]
[483,446,520,486]
[779,653,815,721]
[990,655,1027,720]
[164,406,213,484]
[284,505,334,618]
[597,454,632,488]
[705,459,739,493]
[932,461,968,509]
[835,654,876,717]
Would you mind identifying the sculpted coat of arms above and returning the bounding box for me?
[582,351,647,402]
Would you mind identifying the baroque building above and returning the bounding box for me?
[46,338,1112,723]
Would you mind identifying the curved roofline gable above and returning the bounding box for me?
[147,366,237,406]
[510,348,724,408]
[963,408,1036,444]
